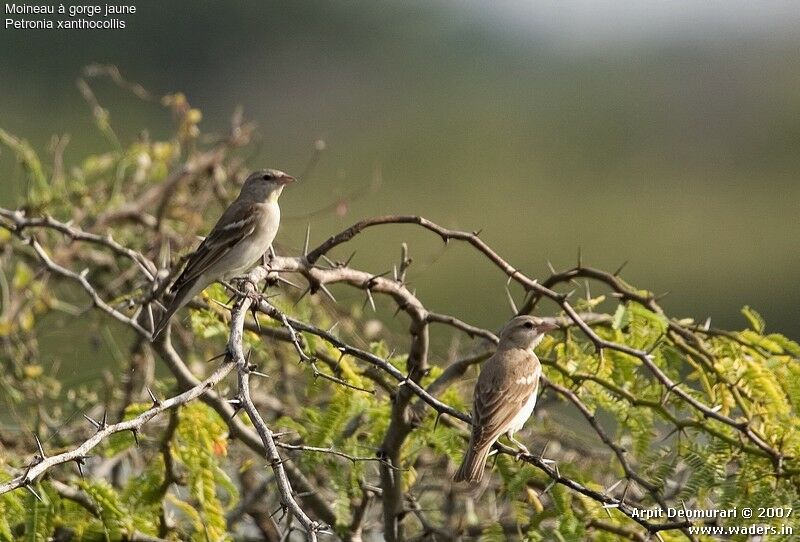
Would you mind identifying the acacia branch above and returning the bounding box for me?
[226,272,322,541]
[303,216,783,463]
[0,361,234,495]
[4,207,788,540]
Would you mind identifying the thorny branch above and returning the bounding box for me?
[1,207,795,541]
[0,361,235,495]
[226,273,323,541]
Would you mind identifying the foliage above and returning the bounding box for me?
[0,76,798,541]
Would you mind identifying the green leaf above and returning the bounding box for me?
[741,305,766,334]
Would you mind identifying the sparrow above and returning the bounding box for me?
[453,315,557,483]
[152,169,295,339]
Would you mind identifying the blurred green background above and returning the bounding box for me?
[1,0,799,347]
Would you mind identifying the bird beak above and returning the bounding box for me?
[538,321,559,333]
[277,174,295,185]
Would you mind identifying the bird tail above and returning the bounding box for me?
[152,278,203,340]
[453,444,492,483]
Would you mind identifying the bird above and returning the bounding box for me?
[453,315,557,483]
[152,169,295,339]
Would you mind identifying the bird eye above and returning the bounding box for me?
[262,173,273,181]
[523,321,534,329]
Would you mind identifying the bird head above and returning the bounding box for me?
[498,315,558,350]
[241,169,296,202]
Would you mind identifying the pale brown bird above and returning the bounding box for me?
[152,169,295,339]
[454,315,557,483]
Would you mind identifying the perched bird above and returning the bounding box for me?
[152,169,295,339]
[454,315,557,483]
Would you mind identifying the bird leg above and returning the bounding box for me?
[507,431,530,460]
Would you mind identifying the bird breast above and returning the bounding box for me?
[218,202,280,279]
[508,387,538,433]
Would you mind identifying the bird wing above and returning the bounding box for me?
[171,199,259,291]
[470,349,540,451]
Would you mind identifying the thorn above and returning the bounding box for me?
[620,479,631,504]
[293,287,310,306]
[146,386,160,407]
[327,321,340,335]
[227,397,243,418]
[33,434,46,461]
[365,288,376,312]
[83,413,101,430]
[318,284,337,303]
[433,412,443,431]
[344,251,356,267]
[250,306,261,332]
[605,479,624,493]
[209,297,231,310]
[703,317,711,331]
[146,304,155,334]
[101,410,108,429]
[367,270,391,284]
[320,254,336,268]
[163,240,172,269]
[392,304,403,318]
[276,276,301,290]
[130,428,140,447]
[206,351,229,363]
[303,224,311,256]
[547,260,557,275]
[75,456,87,478]
[576,246,582,269]
[472,228,482,236]
[25,484,43,502]
[505,284,518,315]
[613,260,629,277]
[392,265,398,281]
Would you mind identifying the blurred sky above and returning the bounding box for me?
[1,1,799,341]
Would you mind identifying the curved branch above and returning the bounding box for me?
[226,272,322,541]
[0,361,234,495]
